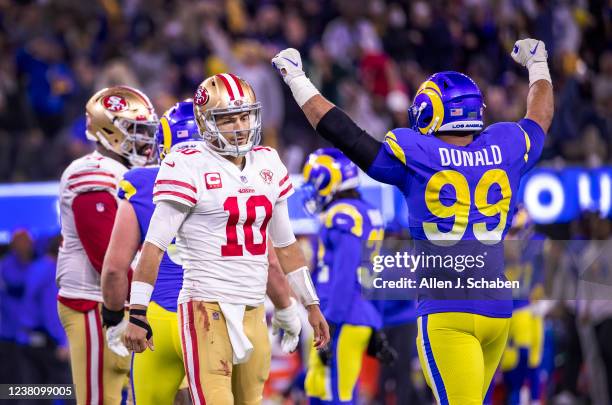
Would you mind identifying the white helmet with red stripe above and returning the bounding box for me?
[193,73,261,157]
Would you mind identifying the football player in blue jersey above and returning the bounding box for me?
[501,208,547,405]
[273,38,554,404]
[100,100,302,405]
[300,148,395,404]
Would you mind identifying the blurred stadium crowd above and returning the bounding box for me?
[0,0,611,404]
[0,0,609,181]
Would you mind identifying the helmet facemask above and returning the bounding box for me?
[200,102,262,157]
[112,115,159,167]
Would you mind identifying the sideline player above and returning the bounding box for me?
[272,38,553,404]
[501,208,547,404]
[56,86,158,404]
[101,100,303,404]
[123,74,329,404]
[301,148,395,404]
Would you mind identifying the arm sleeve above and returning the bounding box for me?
[326,229,361,322]
[517,118,546,174]
[72,191,118,273]
[144,200,190,251]
[269,199,297,248]
[315,107,384,171]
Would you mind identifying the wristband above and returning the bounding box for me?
[286,266,319,306]
[129,281,154,307]
[101,306,124,328]
[288,76,320,107]
[527,61,552,88]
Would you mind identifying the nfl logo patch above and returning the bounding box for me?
[212,312,220,320]
[450,108,463,117]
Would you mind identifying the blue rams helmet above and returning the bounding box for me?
[157,100,200,159]
[302,148,359,214]
[408,71,485,135]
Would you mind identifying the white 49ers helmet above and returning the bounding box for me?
[193,73,261,157]
[85,86,159,167]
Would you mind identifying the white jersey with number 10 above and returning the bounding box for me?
[152,143,294,306]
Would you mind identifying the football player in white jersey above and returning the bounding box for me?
[123,73,330,405]
[56,86,158,405]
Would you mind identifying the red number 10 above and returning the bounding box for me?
[221,195,273,256]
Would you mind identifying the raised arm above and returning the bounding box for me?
[272,49,382,171]
[525,80,554,133]
[511,38,554,133]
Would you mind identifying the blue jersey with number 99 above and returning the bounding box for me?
[366,118,546,317]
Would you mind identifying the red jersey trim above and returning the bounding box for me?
[155,179,197,193]
[153,191,197,204]
[279,184,293,198]
[58,296,99,312]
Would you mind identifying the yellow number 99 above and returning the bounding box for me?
[423,169,512,245]
[473,169,511,244]
[423,170,471,243]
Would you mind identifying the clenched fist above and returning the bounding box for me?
[271,48,306,86]
[511,39,548,68]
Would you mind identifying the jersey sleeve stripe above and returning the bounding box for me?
[155,179,197,193]
[384,131,407,165]
[253,146,272,152]
[118,180,137,201]
[153,190,197,205]
[68,181,116,191]
[68,171,116,180]
[278,184,293,198]
[278,174,289,187]
[516,124,532,162]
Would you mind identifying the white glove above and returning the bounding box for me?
[511,38,551,87]
[271,48,306,85]
[271,297,302,353]
[106,319,130,357]
[271,48,320,107]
